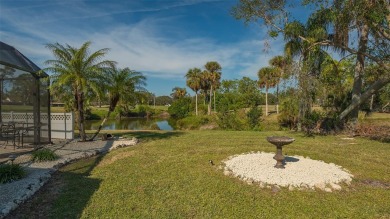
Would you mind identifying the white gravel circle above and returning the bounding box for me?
[223,152,353,191]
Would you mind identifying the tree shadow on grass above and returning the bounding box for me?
[4,140,117,219]
[48,156,103,218]
[124,131,185,142]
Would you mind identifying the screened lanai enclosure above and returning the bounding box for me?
[0,41,51,147]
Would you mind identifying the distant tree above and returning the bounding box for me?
[258,67,278,116]
[269,55,291,113]
[186,67,202,116]
[45,41,115,141]
[155,95,173,106]
[171,87,187,100]
[199,70,211,106]
[220,79,239,93]
[238,77,262,107]
[204,61,222,115]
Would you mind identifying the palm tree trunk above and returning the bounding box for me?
[195,92,198,116]
[77,89,87,141]
[208,85,213,115]
[89,110,112,141]
[213,91,216,112]
[276,84,279,114]
[265,87,268,116]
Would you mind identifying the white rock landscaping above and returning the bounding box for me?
[223,152,353,191]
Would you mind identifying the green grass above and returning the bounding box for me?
[32,148,59,162]
[44,130,389,218]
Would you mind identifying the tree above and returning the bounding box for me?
[199,70,211,106]
[171,87,187,100]
[258,67,278,116]
[45,41,115,141]
[232,0,390,126]
[269,55,291,113]
[89,67,146,140]
[185,68,202,116]
[155,95,173,106]
[204,61,222,115]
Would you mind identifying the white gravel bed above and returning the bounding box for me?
[0,138,138,218]
[223,152,353,191]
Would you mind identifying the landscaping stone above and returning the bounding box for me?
[223,152,353,192]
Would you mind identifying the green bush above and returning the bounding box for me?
[216,111,245,130]
[302,110,323,136]
[168,98,192,119]
[246,106,263,129]
[32,148,59,162]
[135,105,154,117]
[278,97,299,129]
[176,116,210,130]
[0,164,26,184]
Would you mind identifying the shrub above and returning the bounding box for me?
[135,105,154,117]
[278,97,299,129]
[216,111,245,130]
[168,98,192,119]
[32,148,59,162]
[0,164,26,184]
[176,116,210,130]
[301,110,323,136]
[247,106,262,129]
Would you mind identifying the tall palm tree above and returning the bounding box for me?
[45,41,115,141]
[185,68,202,116]
[89,67,146,140]
[258,67,278,116]
[200,70,211,106]
[269,55,291,113]
[204,61,222,115]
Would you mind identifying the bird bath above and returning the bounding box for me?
[266,136,295,169]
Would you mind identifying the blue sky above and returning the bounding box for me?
[0,0,287,96]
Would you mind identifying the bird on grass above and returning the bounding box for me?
[209,160,214,166]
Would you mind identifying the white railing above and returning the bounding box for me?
[1,112,74,139]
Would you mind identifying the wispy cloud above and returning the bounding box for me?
[0,0,284,85]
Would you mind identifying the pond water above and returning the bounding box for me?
[84,118,174,131]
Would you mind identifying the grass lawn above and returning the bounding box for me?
[12,130,390,218]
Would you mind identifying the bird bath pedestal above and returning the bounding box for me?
[266,136,295,169]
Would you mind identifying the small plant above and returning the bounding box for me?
[0,163,26,184]
[32,148,59,162]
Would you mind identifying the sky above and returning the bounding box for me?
[0,0,288,96]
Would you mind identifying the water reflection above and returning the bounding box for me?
[84,118,174,131]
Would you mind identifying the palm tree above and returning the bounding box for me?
[200,71,211,106]
[204,61,222,115]
[269,55,291,113]
[171,87,187,99]
[45,41,115,141]
[185,68,202,116]
[258,67,278,116]
[89,67,146,140]
[284,21,329,128]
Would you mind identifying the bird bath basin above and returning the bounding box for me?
[266,136,295,169]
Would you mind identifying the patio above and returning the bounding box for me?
[0,41,51,150]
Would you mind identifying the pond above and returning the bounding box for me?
[84,118,174,131]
